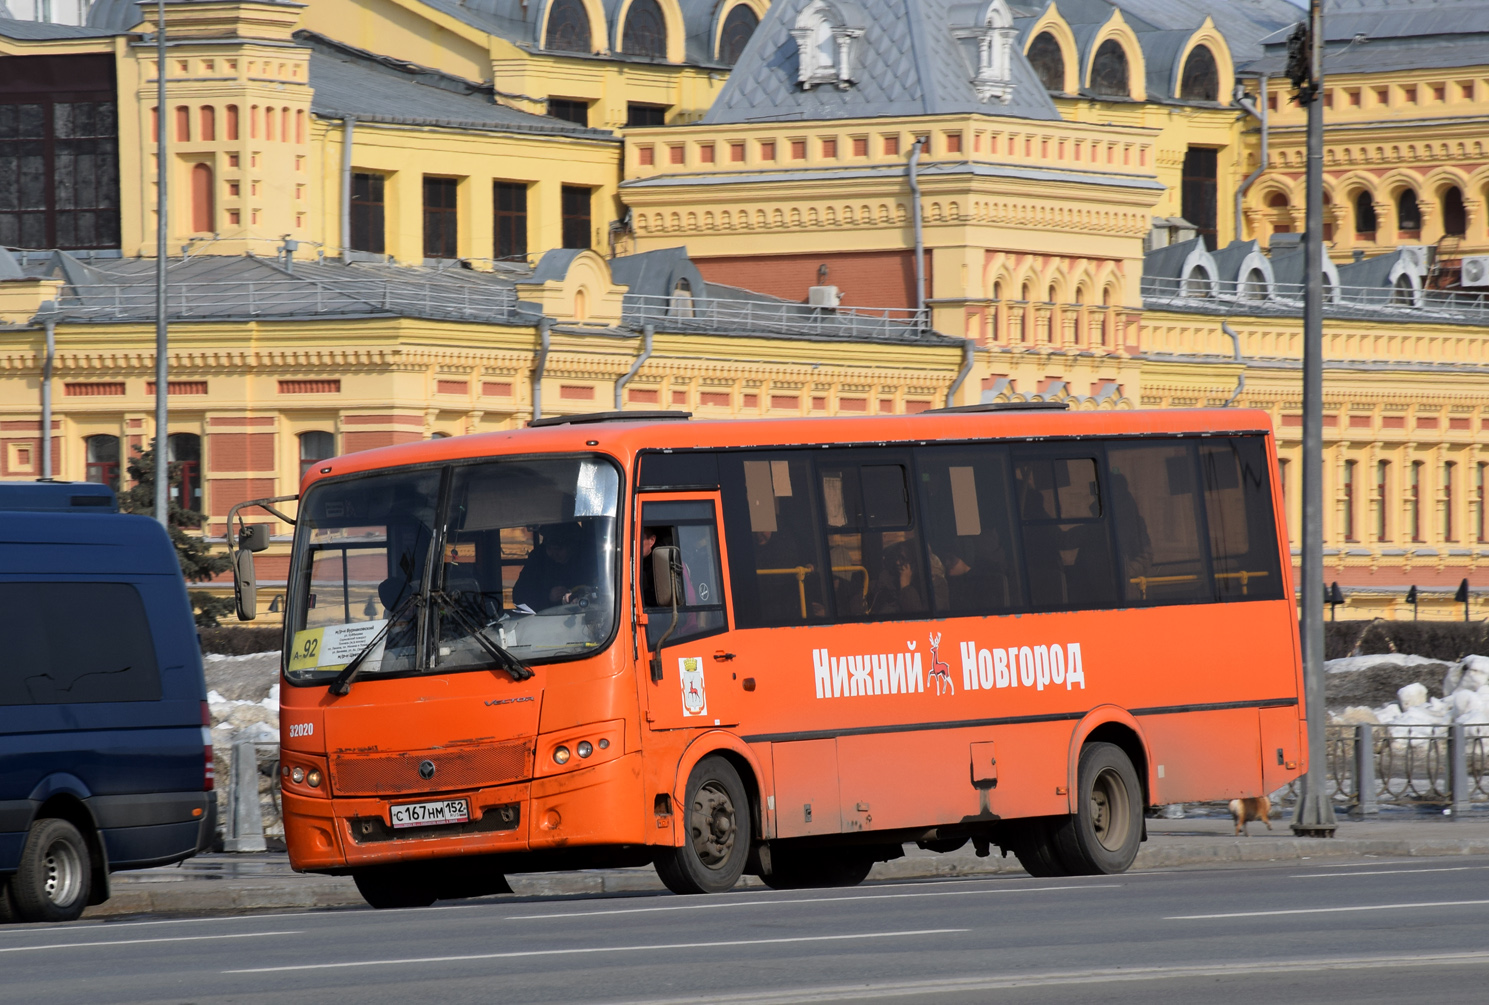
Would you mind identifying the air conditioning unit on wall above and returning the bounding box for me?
[1461,256,1489,288]
[1397,245,1428,274]
[807,285,841,308]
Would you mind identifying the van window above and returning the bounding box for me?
[0,583,162,704]
[1201,437,1284,601]
[917,445,1024,614]
[1013,451,1118,609]
[720,454,829,628]
[1106,442,1209,605]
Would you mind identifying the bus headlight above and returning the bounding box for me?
[306,769,323,788]
[577,741,593,759]
[291,766,305,784]
[553,745,571,765]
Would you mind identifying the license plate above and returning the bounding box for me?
[389,798,469,829]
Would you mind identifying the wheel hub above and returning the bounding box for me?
[689,781,737,868]
[42,839,82,906]
[1089,767,1128,852]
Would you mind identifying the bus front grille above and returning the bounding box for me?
[329,739,532,796]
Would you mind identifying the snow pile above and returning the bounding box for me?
[1329,653,1489,738]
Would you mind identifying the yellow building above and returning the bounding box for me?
[3,0,1488,621]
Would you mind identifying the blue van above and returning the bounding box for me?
[0,481,213,922]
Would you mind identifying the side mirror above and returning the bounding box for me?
[241,524,271,552]
[651,546,680,607]
[233,547,257,621]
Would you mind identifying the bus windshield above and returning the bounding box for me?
[285,456,621,685]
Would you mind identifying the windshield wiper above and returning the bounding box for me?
[328,592,420,697]
[430,589,534,682]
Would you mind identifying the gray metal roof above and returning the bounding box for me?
[0,15,124,38]
[1248,0,1489,74]
[303,33,617,139]
[23,254,531,326]
[704,0,1064,125]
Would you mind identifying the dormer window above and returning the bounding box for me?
[955,0,1018,103]
[790,0,863,91]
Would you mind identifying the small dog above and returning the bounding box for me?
[1229,795,1273,836]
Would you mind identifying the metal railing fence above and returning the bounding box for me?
[1141,275,1489,321]
[622,294,929,340]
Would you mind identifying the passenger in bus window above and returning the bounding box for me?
[514,523,597,609]
[867,538,930,615]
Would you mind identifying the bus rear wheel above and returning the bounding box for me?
[655,756,751,895]
[1005,819,1069,878]
[10,818,92,923]
[353,867,438,909]
[759,846,875,890]
[1052,742,1143,875]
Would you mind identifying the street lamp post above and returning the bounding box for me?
[1290,0,1337,838]
[154,0,170,528]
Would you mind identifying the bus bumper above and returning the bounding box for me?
[283,751,647,872]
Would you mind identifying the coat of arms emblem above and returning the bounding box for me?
[679,657,707,716]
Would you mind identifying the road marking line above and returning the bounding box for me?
[588,951,1489,1004]
[1168,899,1489,920]
[507,884,1119,920]
[0,931,300,954]
[223,928,969,974]
[1291,866,1489,879]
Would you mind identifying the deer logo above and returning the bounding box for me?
[927,632,955,696]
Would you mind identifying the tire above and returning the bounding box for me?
[10,818,92,923]
[1051,742,1143,875]
[759,847,874,890]
[655,756,751,895]
[0,878,16,924]
[353,868,438,909]
[1005,819,1069,878]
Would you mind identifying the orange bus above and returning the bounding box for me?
[234,404,1304,907]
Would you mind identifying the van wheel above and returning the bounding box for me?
[760,847,874,890]
[353,868,438,909]
[10,818,92,923]
[1006,819,1069,878]
[655,756,750,895]
[1052,742,1143,875]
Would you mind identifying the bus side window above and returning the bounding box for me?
[640,501,727,646]
[915,445,1024,614]
[720,455,830,628]
[1013,452,1118,610]
[1201,437,1284,601]
[818,457,928,619]
[1106,442,1210,606]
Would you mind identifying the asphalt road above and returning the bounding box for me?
[6,855,1489,1004]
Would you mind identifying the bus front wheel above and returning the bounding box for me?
[655,756,751,895]
[1053,742,1143,875]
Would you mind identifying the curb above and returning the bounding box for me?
[81,833,1489,918]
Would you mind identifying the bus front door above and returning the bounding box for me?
[638,497,738,730]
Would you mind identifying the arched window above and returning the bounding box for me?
[1241,267,1268,300]
[622,0,668,59]
[299,431,335,478]
[670,277,694,317]
[200,106,215,142]
[167,432,202,516]
[191,163,214,233]
[225,104,239,141]
[85,435,120,489]
[1027,32,1064,92]
[1397,188,1421,231]
[1442,186,1467,237]
[1267,192,1288,208]
[1392,273,1416,306]
[545,0,592,52]
[429,431,451,440]
[1090,39,1129,98]
[1354,191,1377,234]
[1182,265,1211,299]
[1179,44,1218,101]
[718,5,758,65]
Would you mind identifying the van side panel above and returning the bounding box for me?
[0,513,209,877]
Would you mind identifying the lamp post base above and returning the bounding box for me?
[1289,789,1338,837]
